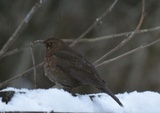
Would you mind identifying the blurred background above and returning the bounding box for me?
[0,0,160,94]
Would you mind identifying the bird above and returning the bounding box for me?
[43,37,123,107]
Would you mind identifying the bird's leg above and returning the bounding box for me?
[89,95,95,101]
[63,87,77,96]
[89,94,102,101]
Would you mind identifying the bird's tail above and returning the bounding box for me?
[99,86,123,107]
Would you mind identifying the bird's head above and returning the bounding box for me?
[44,37,67,51]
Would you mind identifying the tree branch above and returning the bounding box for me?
[96,38,160,67]
[0,62,44,88]
[1,26,160,60]
[0,0,45,60]
[93,0,145,65]
[64,26,160,43]
[69,0,118,47]
[30,43,37,88]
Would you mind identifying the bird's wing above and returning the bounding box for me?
[53,49,105,87]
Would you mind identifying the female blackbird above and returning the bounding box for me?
[44,37,123,106]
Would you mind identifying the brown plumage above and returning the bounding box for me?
[44,37,123,106]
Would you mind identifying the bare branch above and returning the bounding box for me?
[64,26,160,43]
[93,0,145,65]
[33,40,44,44]
[1,47,29,58]
[0,62,44,88]
[30,43,37,88]
[1,40,44,59]
[69,0,118,47]
[0,0,45,60]
[2,25,159,59]
[96,38,160,67]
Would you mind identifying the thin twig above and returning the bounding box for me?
[94,0,145,65]
[33,40,44,44]
[0,62,44,88]
[96,38,160,67]
[69,0,118,47]
[1,25,160,59]
[1,40,44,59]
[0,0,45,60]
[64,26,160,43]
[30,43,37,88]
[2,47,29,58]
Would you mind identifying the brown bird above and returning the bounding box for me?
[44,37,123,106]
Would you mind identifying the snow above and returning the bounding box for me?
[0,87,160,112]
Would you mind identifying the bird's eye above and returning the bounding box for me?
[48,41,52,46]
[46,41,53,49]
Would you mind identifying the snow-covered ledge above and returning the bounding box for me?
[0,87,160,112]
